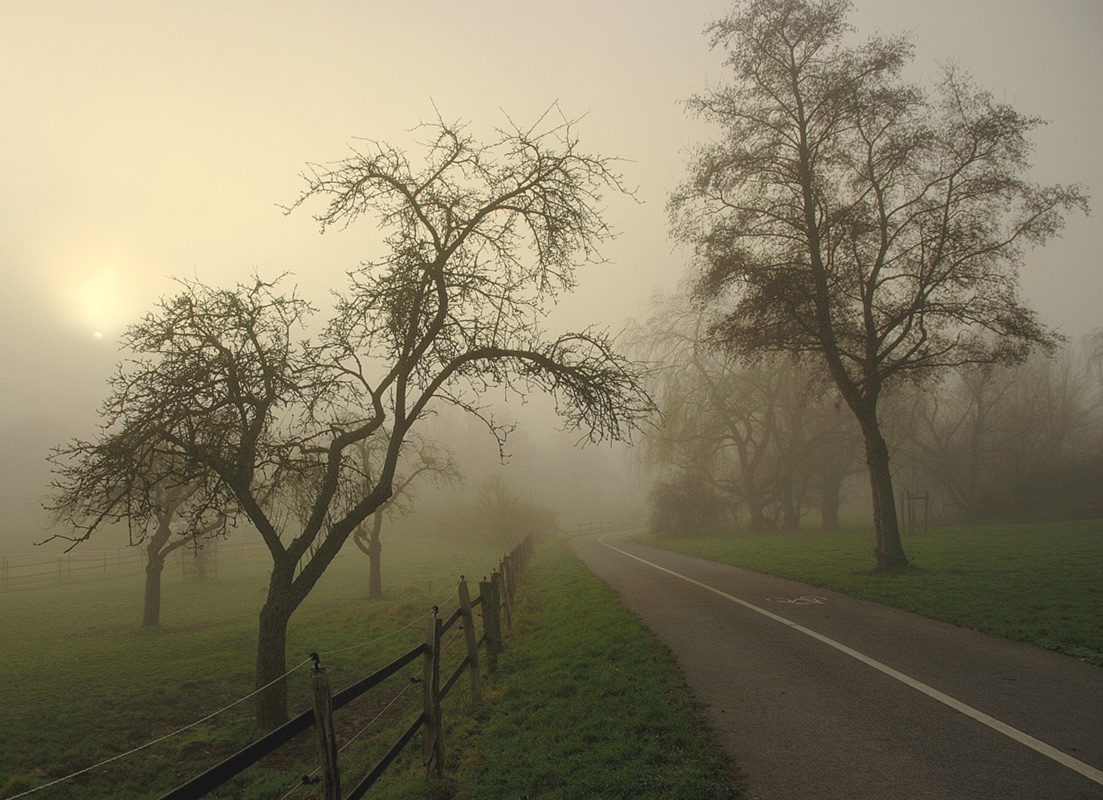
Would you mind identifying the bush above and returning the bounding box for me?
[648,474,728,538]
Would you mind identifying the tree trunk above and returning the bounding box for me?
[820,475,842,531]
[859,414,909,570]
[143,549,166,628]
[256,592,294,729]
[747,502,769,533]
[781,480,800,532]
[368,509,383,600]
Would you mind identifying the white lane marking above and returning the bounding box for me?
[597,535,1103,787]
[770,595,828,605]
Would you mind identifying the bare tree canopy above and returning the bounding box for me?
[671,0,1088,569]
[630,291,860,535]
[46,444,232,627]
[48,110,652,727]
[349,432,462,599]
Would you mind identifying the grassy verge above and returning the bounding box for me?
[434,536,740,800]
[638,520,1103,665]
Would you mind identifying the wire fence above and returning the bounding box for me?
[6,534,535,800]
[0,540,271,592]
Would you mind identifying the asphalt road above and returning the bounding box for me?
[569,533,1103,800]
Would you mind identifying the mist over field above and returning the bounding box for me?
[2,3,1102,799]
[1,0,1100,557]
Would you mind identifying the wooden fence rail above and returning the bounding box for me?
[157,533,534,800]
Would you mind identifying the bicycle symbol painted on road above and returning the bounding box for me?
[768,595,828,605]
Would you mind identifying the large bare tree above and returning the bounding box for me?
[49,111,651,727]
[671,0,1087,568]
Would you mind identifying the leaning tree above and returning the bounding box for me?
[50,111,651,728]
[671,0,1087,568]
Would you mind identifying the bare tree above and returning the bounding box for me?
[631,294,783,531]
[891,336,1103,521]
[671,0,1088,568]
[631,292,859,532]
[475,475,552,549]
[50,111,650,728]
[349,433,460,599]
[46,441,231,628]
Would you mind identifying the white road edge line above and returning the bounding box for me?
[597,535,1103,787]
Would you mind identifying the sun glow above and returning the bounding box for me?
[53,262,135,339]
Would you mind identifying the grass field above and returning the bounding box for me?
[0,533,740,799]
[1,534,507,799]
[638,519,1103,666]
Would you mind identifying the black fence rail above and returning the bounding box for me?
[158,533,534,800]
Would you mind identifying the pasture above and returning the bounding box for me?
[1,533,511,798]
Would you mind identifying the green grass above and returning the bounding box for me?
[438,537,740,800]
[0,535,509,799]
[638,520,1103,665]
[1,534,741,799]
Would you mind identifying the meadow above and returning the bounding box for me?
[0,532,738,799]
[639,519,1103,666]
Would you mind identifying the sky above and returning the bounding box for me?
[1,0,1100,545]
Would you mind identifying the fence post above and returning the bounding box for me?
[479,578,501,673]
[422,614,444,779]
[310,659,341,800]
[503,554,515,601]
[496,566,512,633]
[457,576,482,703]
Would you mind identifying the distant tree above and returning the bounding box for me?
[672,0,1088,568]
[630,292,860,532]
[891,336,1103,521]
[476,476,543,549]
[349,433,460,599]
[46,441,230,628]
[887,364,1016,519]
[49,111,651,728]
[648,471,729,538]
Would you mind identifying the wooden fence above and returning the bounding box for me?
[157,533,534,800]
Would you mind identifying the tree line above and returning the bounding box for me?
[634,300,1101,536]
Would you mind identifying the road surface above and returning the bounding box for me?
[569,533,1103,800]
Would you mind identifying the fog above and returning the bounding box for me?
[2,0,1100,551]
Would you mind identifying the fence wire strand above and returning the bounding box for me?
[316,581,461,660]
[277,672,419,800]
[7,658,314,800]
[9,555,513,799]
